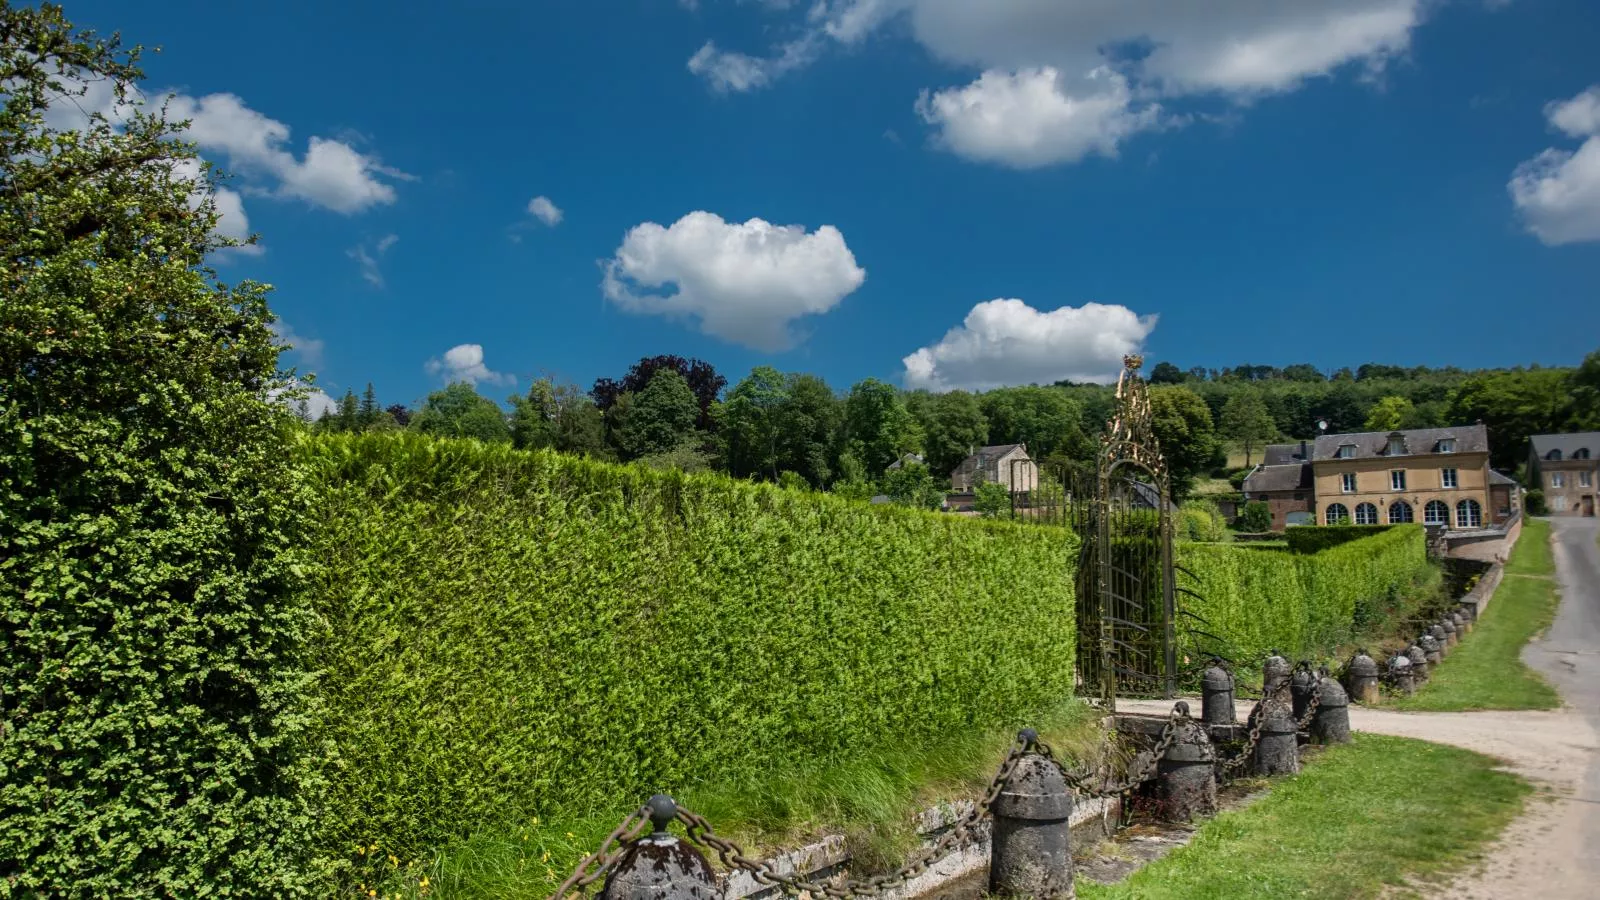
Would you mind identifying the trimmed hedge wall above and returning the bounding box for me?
[1285,524,1395,554]
[301,433,1078,868]
[1178,525,1431,663]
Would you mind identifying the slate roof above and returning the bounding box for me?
[1242,463,1312,494]
[1529,432,1600,461]
[1261,443,1309,466]
[1312,424,1489,461]
[1488,469,1519,487]
[950,444,1029,477]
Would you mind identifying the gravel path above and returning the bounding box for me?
[1117,517,1600,898]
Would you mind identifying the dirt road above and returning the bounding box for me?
[1117,517,1600,897]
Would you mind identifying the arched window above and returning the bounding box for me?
[1355,502,1379,526]
[1576,448,1592,460]
[1547,449,1563,461]
[1456,499,1482,529]
[1388,500,1414,524]
[1324,503,1350,525]
[1424,500,1449,525]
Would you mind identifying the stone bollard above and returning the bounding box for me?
[1458,601,1478,624]
[1388,652,1415,695]
[990,729,1075,899]
[1253,696,1300,776]
[1155,702,1217,822]
[1420,633,1443,667]
[1407,644,1430,684]
[1344,650,1381,705]
[1263,650,1291,698]
[1310,668,1351,745]
[1440,617,1458,647]
[1450,609,1470,636]
[602,795,718,900]
[1427,624,1449,655]
[1290,663,1317,723]
[1201,662,1236,727]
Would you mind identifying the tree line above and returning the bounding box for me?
[302,347,1600,504]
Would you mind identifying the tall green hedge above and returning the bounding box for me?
[1178,526,1431,663]
[301,433,1078,869]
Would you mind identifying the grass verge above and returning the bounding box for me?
[362,701,1105,899]
[1394,518,1560,712]
[1081,734,1531,900]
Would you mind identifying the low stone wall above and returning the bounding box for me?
[1444,515,1522,563]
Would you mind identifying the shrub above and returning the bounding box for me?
[0,8,318,894]
[1178,526,1432,663]
[1285,524,1395,554]
[974,480,1013,517]
[1178,499,1229,542]
[1524,489,1547,516]
[1227,467,1252,490]
[301,433,1078,881]
[1238,500,1273,533]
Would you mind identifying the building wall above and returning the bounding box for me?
[1252,493,1312,531]
[1312,451,1492,528]
[997,452,1039,492]
[1538,459,1599,516]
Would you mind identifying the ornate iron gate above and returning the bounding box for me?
[1010,356,1177,710]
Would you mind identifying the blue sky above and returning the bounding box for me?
[62,0,1600,410]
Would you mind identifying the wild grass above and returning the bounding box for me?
[363,701,1105,899]
[1394,518,1560,712]
[1081,735,1531,899]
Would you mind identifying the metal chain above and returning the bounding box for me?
[674,735,1032,899]
[549,805,652,900]
[1295,672,1325,732]
[1217,700,1266,774]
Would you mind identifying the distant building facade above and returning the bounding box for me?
[1240,463,1313,531]
[950,444,1039,493]
[1310,425,1504,530]
[1527,433,1599,517]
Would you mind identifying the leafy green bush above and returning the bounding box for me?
[1237,500,1273,533]
[1179,526,1432,663]
[1178,499,1229,542]
[301,433,1077,881]
[0,8,319,894]
[1285,524,1395,554]
[1524,489,1547,516]
[975,480,1013,517]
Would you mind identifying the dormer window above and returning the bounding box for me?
[1547,449,1563,461]
[1437,438,1455,453]
[1577,448,1592,460]
[1337,444,1356,460]
[1387,433,1406,456]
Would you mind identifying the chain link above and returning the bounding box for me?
[1295,671,1325,732]
[1217,700,1266,774]
[549,805,652,900]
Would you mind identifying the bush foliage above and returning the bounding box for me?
[1285,524,1396,555]
[301,433,1078,874]
[1178,526,1432,663]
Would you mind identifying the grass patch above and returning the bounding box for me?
[1394,518,1560,712]
[363,702,1105,899]
[1081,734,1531,900]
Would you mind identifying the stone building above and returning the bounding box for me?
[1240,462,1313,530]
[949,444,1039,493]
[1310,425,1504,530]
[1527,432,1599,517]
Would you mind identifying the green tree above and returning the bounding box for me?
[0,6,317,892]
[910,389,989,476]
[774,373,841,488]
[1148,361,1185,384]
[1448,369,1573,469]
[411,382,512,443]
[1238,501,1273,533]
[509,378,559,450]
[1219,390,1277,467]
[1150,386,1219,499]
[1363,395,1414,432]
[358,382,379,429]
[843,378,921,476]
[974,480,1013,518]
[881,461,944,510]
[721,366,788,479]
[620,370,700,459]
[980,386,1089,461]
[1570,348,1600,429]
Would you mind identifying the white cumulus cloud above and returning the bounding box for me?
[426,344,514,387]
[527,195,564,226]
[269,382,339,421]
[902,299,1157,391]
[601,211,866,351]
[270,319,326,371]
[1510,85,1600,246]
[916,66,1161,168]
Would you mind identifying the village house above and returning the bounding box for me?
[1310,424,1505,530]
[1527,432,1599,517]
[949,444,1040,493]
[1240,461,1313,530]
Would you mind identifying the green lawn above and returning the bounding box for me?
[1080,735,1531,900]
[1393,518,1561,711]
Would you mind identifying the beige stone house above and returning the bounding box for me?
[1527,433,1599,517]
[1310,425,1503,530]
[949,444,1039,493]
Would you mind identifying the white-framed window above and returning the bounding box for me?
[1438,438,1456,453]
[1341,472,1357,493]
[1390,470,1407,491]
[1388,501,1414,524]
[1441,468,1458,489]
[1355,502,1379,525]
[1552,473,1565,488]
[1552,494,1569,512]
[1387,436,1405,455]
[1424,500,1449,525]
[1324,503,1350,525]
[1338,444,1356,459]
[1582,471,1593,488]
[1456,499,1482,529]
